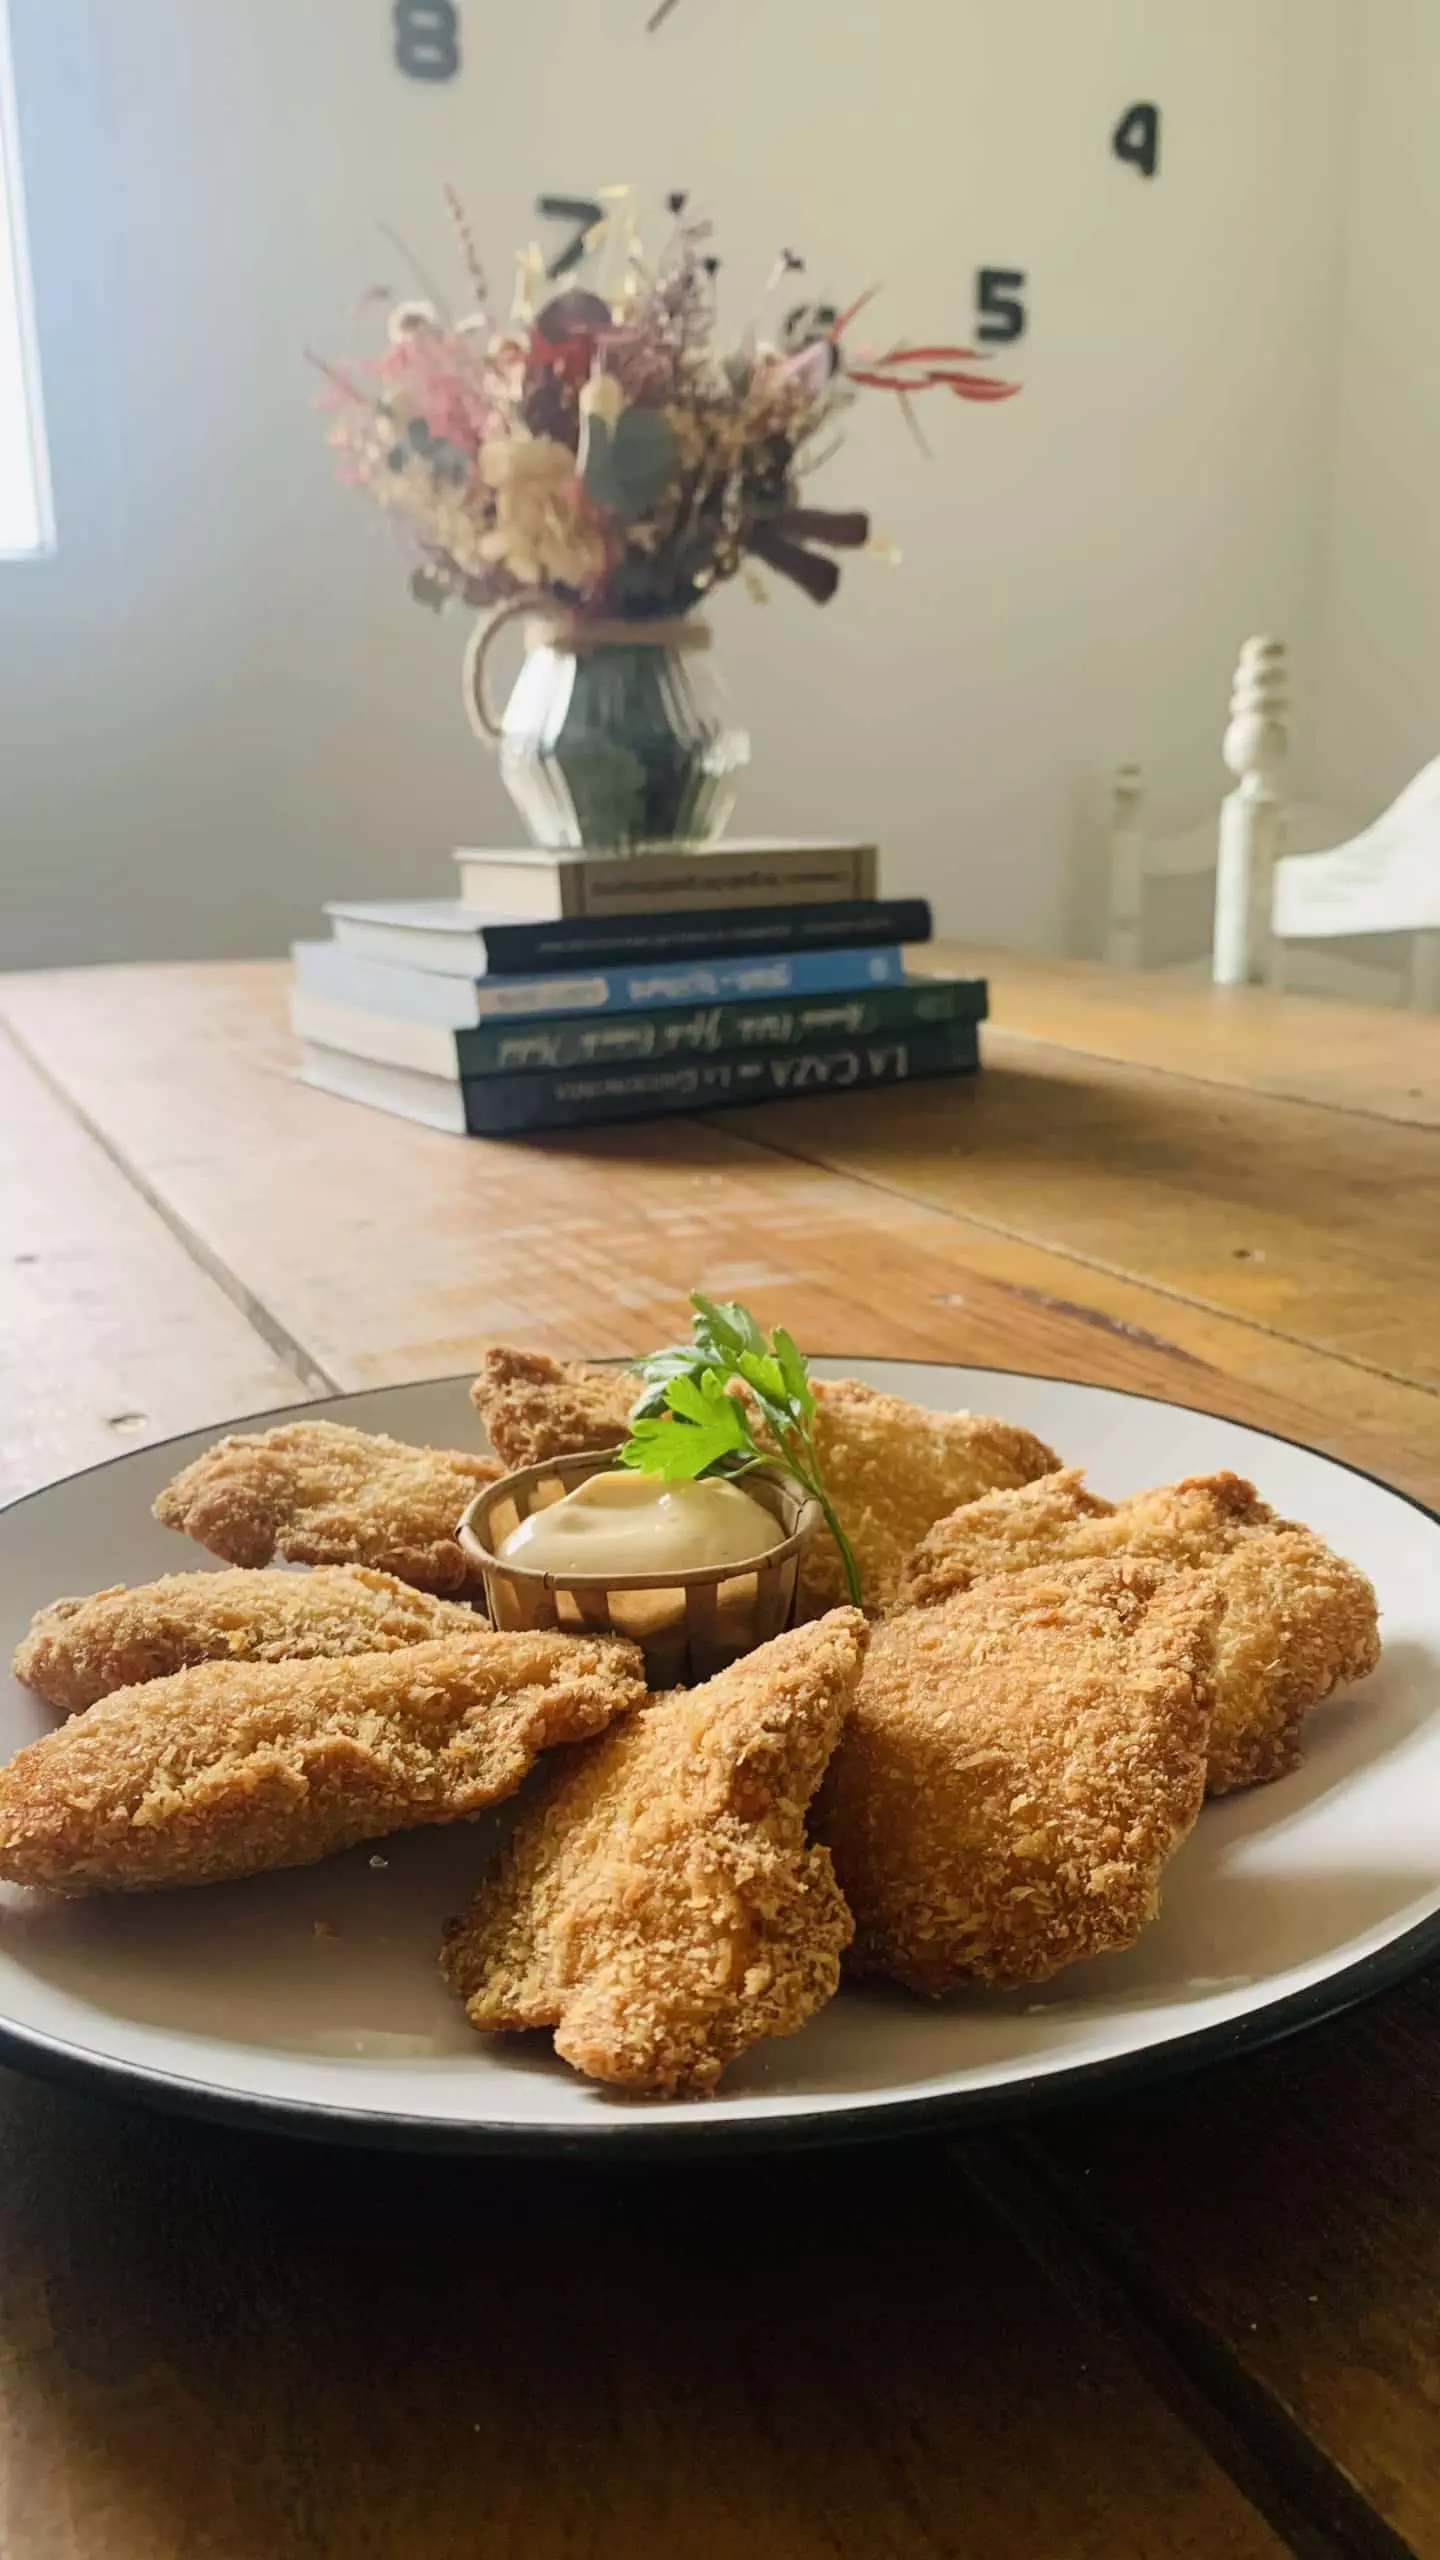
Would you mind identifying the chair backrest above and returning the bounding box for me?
[1103,634,1440,1003]
[1106,637,1299,972]
[1274,751,1440,940]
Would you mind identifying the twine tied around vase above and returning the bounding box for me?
[463,596,711,743]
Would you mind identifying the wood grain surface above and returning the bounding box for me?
[0,2074,1291,2560]
[0,1027,307,1504]
[916,942,1440,1127]
[0,947,1436,2559]
[722,1035,1440,1390]
[1006,1967,1440,2554]
[3,964,1438,1502]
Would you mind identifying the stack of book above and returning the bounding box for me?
[290,839,987,1137]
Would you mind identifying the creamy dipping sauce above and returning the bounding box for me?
[500,1471,779,1578]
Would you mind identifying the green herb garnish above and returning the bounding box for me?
[620,1294,863,1607]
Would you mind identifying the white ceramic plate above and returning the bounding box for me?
[0,1362,1436,2152]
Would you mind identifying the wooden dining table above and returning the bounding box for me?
[0,942,1437,2560]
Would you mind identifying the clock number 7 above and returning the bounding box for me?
[536,194,605,281]
[975,269,1027,346]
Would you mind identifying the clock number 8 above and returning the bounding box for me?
[394,0,460,81]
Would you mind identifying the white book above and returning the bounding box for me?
[291,987,463,1078]
[299,1043,467,1134]
[324,900,504,975]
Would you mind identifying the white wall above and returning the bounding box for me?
[1312,0,1440,822]
[0,0,1355,966]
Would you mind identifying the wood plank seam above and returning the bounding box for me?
[986,1026,1434,1134]
[0,1023,342,1401]
[960,2137,1420,2560]
[712,1121,1440,1405]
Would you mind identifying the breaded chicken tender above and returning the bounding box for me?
[471,1348,636,1470]
[13,1567,483,1715]
[154,1420,501,1596]
[896,1469,1380,1792]
[442,1609,868,2096]
[0,1632,645,1896]
[814,1561,1218,1994]
[794,1379,1062,1615]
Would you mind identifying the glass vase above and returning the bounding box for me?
[465,612,748,850]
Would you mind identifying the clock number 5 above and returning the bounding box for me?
[976,269,1027,346]
[393,0,460,81]
[1113,101,1161,178]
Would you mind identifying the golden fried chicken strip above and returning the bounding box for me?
[154,1420,501,1596]
[0,1632,645,1896]
[442,1609,867,2096]
[13,1567,483,1715]
[896,1469,1380,1793]
[470,1347,636,1471]
[814,1560,1218,1994]
[794,1378,1062,1615]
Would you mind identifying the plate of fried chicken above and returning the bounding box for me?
[0,1342,1433,2148]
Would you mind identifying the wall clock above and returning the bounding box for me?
[396,24,1162,363]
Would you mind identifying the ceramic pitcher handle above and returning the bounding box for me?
[463,596,546,744]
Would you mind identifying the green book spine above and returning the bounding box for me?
[454,976,985,1077]
[460,1022,979,1136]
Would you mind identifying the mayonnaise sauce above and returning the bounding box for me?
[499,1471,779,1577]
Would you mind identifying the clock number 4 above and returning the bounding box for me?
[1113,101,1161,177]
[976,269,1027,346]
[393,0,460,81]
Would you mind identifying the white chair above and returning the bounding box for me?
[1106,637,1440,1008]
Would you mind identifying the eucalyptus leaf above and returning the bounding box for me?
[583,405,679,521]
[427,438,469,485]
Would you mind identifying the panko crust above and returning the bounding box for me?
[1205,1525,1380,1790]
[0,1632,645,1896]
[153,1420,501,1596]
[470,1348,636,1471]
[895,1469,1380,1792]
[442,1609,868,2096]
[794,1379,1063,1616]
[12,1566,483,1714]
[814,1560,1219,1995]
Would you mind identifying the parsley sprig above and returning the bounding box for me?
[621,1294,863,1606]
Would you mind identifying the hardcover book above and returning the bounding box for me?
[299,1020,979,1137]
[290,974,987,1082]
[453,838,879,920]
[323,896,931,978]
[293,938,912,1022]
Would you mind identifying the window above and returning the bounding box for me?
[0,0,50,556]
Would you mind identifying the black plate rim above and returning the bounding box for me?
[1,1358,1434,2155]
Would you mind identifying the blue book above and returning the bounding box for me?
[299,1022,980,1136]
[293,939,910,1024]
[323,893,931,977]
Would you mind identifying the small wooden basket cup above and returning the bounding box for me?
[458,1449,821,1689]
